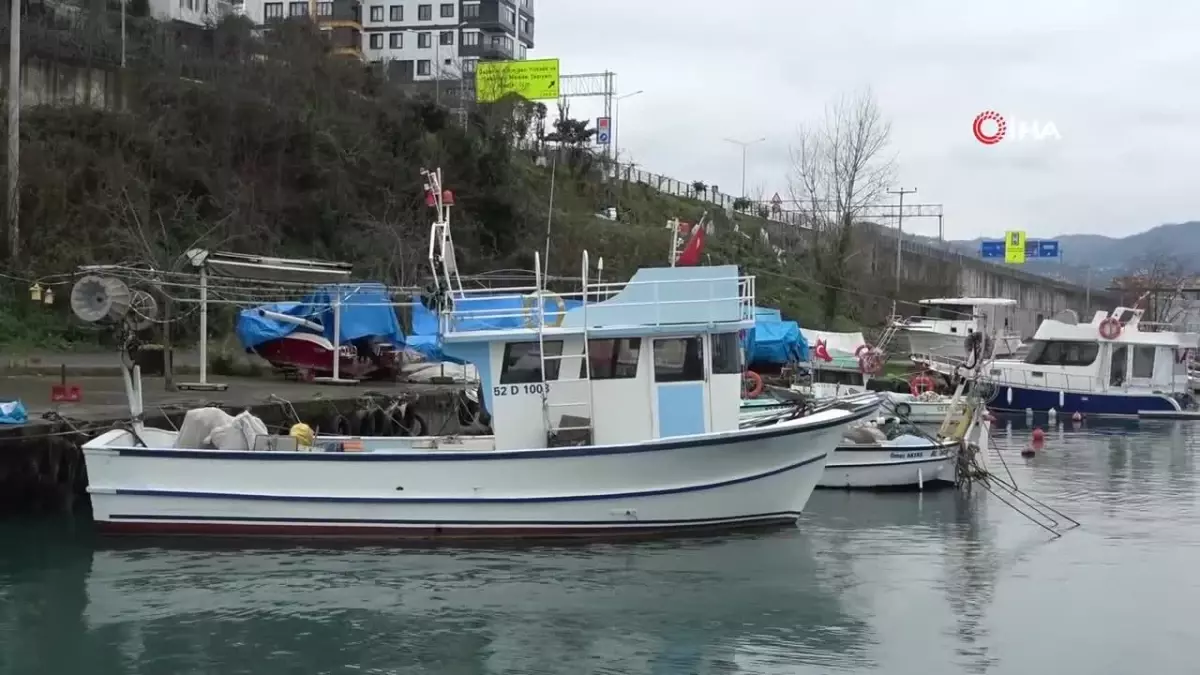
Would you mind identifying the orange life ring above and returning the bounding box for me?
[909,374,937,396]
[859,351,883,375]
[1099,317,1122,340]
[855,344,872,358]
[743,371,764,398]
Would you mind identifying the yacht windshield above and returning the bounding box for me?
[919,304,975,320]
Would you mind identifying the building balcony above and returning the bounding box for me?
[315,0,361,29]
[460,40,514,60]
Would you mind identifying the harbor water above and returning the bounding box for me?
[3,419,1200,674]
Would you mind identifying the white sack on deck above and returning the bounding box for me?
[209,410,270,451]
[173,407,236,449]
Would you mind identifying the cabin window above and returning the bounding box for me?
[920,304,973,320]
[653,337,704,382]
[710,333,742,374]
[500,341,562,383]
[1023,340,1099,367]
[814,369,860,385]
[581,338,641,379]
[1132,345,1156,379]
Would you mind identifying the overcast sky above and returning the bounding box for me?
[535,0,1200,241]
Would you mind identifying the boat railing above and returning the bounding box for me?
[1130,320,1200,335]
[440,263,756,334]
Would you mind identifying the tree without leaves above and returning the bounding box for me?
[787,90,894,326]
[1113,252,1195,323]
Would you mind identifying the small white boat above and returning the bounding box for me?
[81,169,880,541]
[887,297,1023,359]
[881,391,967,424]
[818,422,959,490]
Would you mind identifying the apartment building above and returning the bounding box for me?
[361,0,534,81]
[236,0,365,58]
[148,0,233,25]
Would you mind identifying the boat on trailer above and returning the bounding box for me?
[81,169,881,540]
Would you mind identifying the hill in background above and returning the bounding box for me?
[942,221,1200,287]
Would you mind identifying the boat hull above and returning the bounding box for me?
[83,407,874,540]
[881,393,966,423]
[899,329,1021,358]
[817,440,957,489]
[987,384,1183,416]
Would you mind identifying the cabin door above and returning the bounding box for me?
[649,336,710,439]
[1108,345,1129,392]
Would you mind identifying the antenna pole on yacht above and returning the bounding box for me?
[542,152,558,279]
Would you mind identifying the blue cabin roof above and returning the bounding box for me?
[441,264,754,343]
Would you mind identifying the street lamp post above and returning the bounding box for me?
[433,21,468,105]
[613,89,643,162]
[723,136,766,198]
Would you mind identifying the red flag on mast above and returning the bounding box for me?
[675,221,707,266]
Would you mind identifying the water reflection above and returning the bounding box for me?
[69,534,870,675]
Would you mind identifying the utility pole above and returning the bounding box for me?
[121,0,126,68]
[723,136,765,198]
[612,89,643,164]
[7,0,21,264]
[888,187,917,295]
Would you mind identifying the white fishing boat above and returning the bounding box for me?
[740,396,961,490]
[887,297,1023,359]
[818,421,959,489]
[881,391,967,423]
[80,169,880,540]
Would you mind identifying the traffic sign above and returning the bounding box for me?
[770,193,782,205]
[980,237,1061,261]
[596,117,611,145]
[1004,230,1026,264]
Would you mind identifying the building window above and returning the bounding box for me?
[388,4,401,21]
[519,17,529,33]
[369,33,383,49]
[416,59,431,76]
[462,31,480,46]
[462,2,479,18]
[503,5,515,23]
[462,58,477,72]
[439,30,454,45]
[264,1,283,17]
[581,339,641,379]
[1024,340,1099,367]
[389,32,402,48]
[288,1,306,16]
[1132,345,1157,379]
[518,44,526,59]
[369,4,383,21]
[520,0,530,8]
[417,3,431,19]
[316,1,331,15]
[710,333,742,375]
[653,338,704,383]
[417,31,431,48]
[500,341,561,383]
[439,2,453,17]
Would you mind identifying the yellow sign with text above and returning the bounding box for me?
[1004,230,1026,264]
[475,58,561,103]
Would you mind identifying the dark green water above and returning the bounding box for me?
[3,419,1200,674]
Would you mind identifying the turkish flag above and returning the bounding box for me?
[675,222,707,266]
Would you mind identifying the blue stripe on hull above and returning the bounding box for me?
[989,385,1181,416]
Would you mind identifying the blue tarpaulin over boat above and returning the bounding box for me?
[407,294,584,363]
[236,283,404,351]
[744,305,808,365]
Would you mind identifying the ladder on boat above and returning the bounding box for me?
[533,253,596,446]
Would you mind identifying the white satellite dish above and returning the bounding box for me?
[70,275,131,323]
